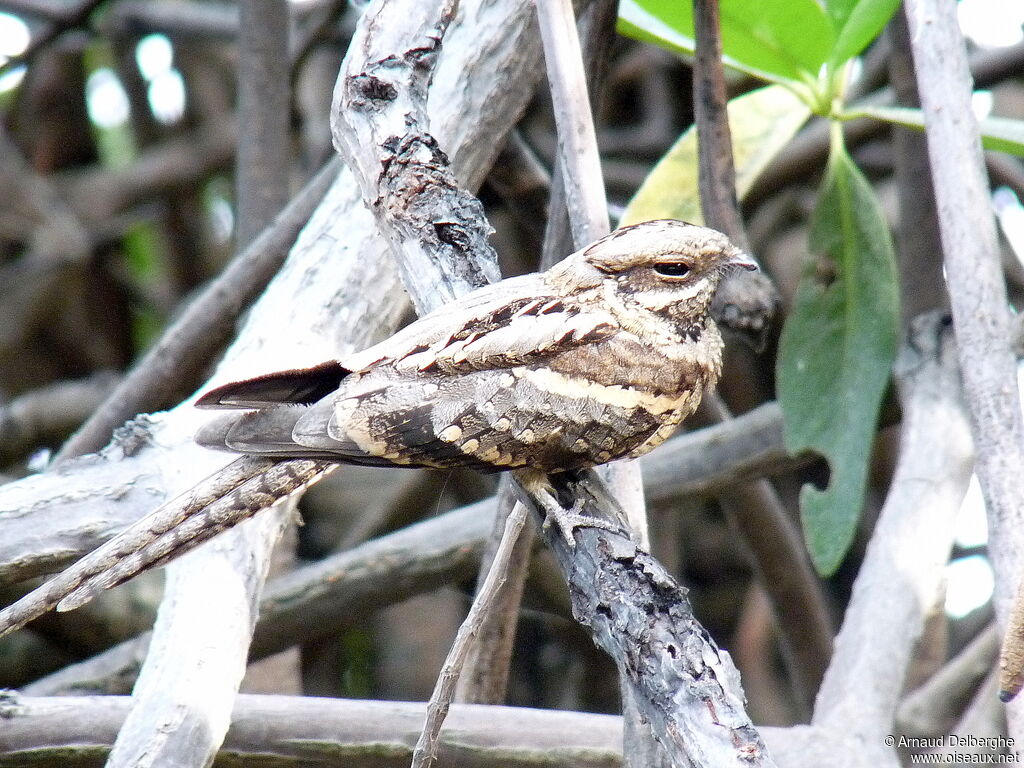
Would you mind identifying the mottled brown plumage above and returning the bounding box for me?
[0,220,755,638]
[196,219,754,475]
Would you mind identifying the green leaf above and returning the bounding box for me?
[621,85,811,226]
[854,104,1024,158]
[827,0,901,67]
[776,129,899,575]
[618,0,834,86]
[823,0,860,29]
[616,8,694,58]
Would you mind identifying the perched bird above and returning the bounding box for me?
[0,219,755,636]
[196,219,756,478]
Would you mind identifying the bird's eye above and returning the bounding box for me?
[653,262,691,278]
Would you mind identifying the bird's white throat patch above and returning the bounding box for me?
[631,278,710,310]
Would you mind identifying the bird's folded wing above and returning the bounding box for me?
[390,307,618,374]
[195,360,350,409]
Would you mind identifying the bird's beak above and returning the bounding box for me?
[723,249,759,272]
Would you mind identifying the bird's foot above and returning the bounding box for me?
[531,485,623,548]
[513,469,628,548]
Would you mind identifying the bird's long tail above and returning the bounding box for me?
[0,456,332,639]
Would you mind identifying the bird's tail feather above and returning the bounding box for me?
[0,456,331,638]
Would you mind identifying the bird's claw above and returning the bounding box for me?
[537,494,621,548]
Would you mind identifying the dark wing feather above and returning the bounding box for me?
[201,409,304,454]
[196,361,350,409]
[196,405,397,465]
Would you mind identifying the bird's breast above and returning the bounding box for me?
[542,330,721,406]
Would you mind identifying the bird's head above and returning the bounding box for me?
[550,219,757,332]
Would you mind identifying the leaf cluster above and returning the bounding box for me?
[620,0,1024,572]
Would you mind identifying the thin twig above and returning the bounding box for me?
[903,0,1024,719]
[455,484,536,704]
[886,7,947,324]
[53,157,340,463]
[410,503,527,768]
[692,0,747,251]
[535,0,609,247]
[811,314,973,755]
[0,372,118,466]
[897,624,999,737]
[691,0,830,708]
[236,0,291,247]
[539,0,617,269]
[536,2,663,762]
